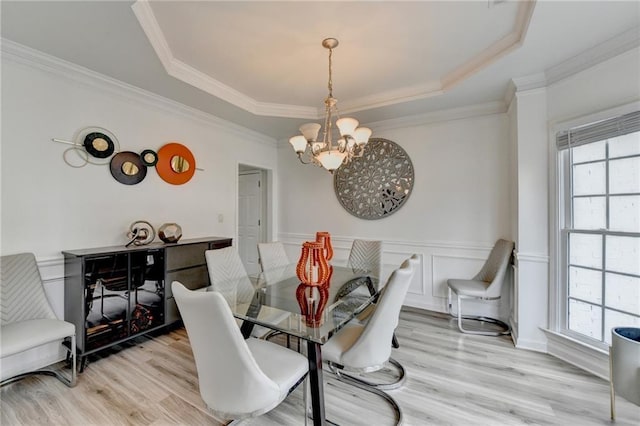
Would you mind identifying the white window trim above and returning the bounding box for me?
[547,101,640,375]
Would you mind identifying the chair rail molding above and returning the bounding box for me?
[278,233,496,313]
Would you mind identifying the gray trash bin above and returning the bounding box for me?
[610,327,640,420]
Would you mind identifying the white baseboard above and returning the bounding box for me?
[543,329,609,380]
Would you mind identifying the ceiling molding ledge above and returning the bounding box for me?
[544,27,640,86]
[442,0,536,91]
[338,82,444,115]
[132,0,317,120]
[0,38,277,147]
[365,101,507,133]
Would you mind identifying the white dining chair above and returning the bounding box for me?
[1,253,76,387]
[322,254,418,425]
[348,239,382,280]
[258,242,290,271]
[205,246,289,339]
[172,282,308,423]
[447,239,514,336]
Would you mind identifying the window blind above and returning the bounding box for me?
[556,110,640,150]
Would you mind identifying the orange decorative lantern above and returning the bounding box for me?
[296,241,330,286]
[315,231,333,261]
[296,283,330,327]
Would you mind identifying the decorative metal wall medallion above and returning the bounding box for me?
[333,138,414,220]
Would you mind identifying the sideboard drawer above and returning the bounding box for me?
[166,265,209,297]
[165,243,208,270]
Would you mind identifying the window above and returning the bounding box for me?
[557,110,640,349]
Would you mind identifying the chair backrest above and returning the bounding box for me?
[1,253,56,326]
[171,281,280,418]
[341,254,418,369]
[257,242,290,272]
[473,239,514,298]
[205,246,255,305]
[348,239,383,280]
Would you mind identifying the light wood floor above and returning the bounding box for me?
[1,310,638,425]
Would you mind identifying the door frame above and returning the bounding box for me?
[236,163,273,263]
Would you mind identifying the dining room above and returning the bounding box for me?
[1,1,640,425]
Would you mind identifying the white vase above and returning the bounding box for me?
[610,327,640,420]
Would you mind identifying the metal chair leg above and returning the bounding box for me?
[450,291,510,336]
[327,363,403,425]
[1,335,77,388]
[328,358,406,390]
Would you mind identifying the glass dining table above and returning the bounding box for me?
[206,264,381,426]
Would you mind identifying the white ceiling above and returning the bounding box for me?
[2,1,639,140]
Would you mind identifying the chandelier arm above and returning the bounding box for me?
[296,152,315,165]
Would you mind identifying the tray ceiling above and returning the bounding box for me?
[2,1,639,139]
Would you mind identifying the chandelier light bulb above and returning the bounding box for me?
[299,123,322,142]
[353,127,372,145]
[289,135,308,154]
[336,117,359,137]
[316,150,346,172]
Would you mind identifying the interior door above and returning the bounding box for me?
[238,171,263,275]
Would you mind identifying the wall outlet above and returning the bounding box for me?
[218,214,224,223]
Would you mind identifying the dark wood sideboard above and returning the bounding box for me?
[63,236,232,369]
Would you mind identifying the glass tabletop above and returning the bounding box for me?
[206,264,380,344]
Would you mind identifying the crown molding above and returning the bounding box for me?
[0,38,277,147]
[505,72,548,108]
[132,0,535,118]
[366,100,507,133]
[545,27,640,86]
[504,26,639,108]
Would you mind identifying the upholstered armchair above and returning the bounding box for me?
[1,253,76,387]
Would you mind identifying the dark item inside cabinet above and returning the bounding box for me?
[63,236,232,370]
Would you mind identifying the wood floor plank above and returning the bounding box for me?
[2,310,638,425]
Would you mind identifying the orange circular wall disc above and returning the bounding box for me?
[156,142,196,185]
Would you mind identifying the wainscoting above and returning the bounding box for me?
[278,233,511,318]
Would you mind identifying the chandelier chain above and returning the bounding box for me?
[327,47,333,98]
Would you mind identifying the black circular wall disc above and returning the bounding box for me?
[84,132,115,158]
[110,151,147,185]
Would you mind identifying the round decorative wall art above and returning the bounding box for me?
[110,151,147,185]
[156,142,196,185]
[333,138,414,220]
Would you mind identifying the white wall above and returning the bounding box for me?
[278,113,513,314]
[0,47,278,379]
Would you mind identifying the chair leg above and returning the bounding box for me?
[328,358,406,390]
[453,293,510,336]
[328,363,403,426]
[1,335,77,388]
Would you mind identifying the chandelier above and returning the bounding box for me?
[289,38,372,173]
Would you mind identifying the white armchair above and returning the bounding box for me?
[1,253,76,387]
